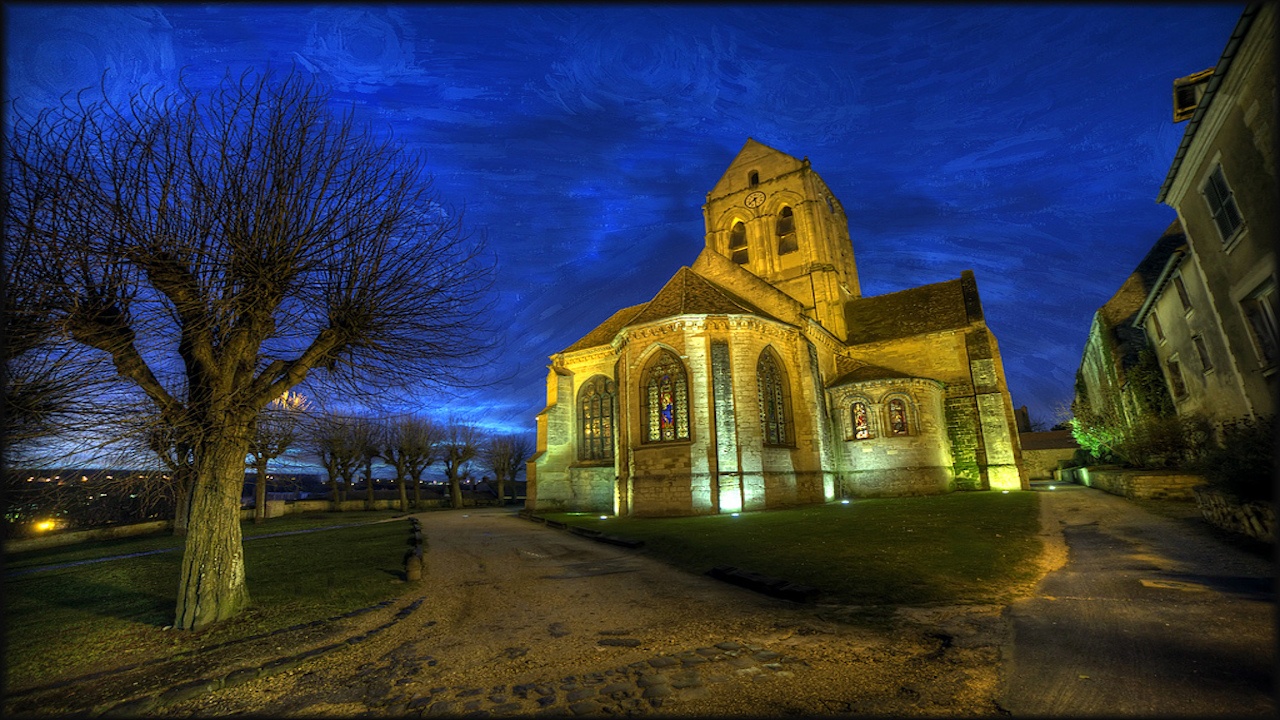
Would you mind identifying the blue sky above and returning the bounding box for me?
[5,3,1245,465]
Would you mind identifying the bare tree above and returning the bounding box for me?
[4,68,495,629]
[482,433,533,505]
[382,415,441,512]
[350,416,381,510]
[309,413,362,509]
[441,418,482,509]
[247,391,308,523]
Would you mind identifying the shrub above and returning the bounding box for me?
[1118,413,1212,469]
[1194,415,1275,502]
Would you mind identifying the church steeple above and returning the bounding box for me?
[702,139,861,340]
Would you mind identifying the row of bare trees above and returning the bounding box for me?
[307,413,531,512]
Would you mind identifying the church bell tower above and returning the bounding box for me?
[702,139,861,341]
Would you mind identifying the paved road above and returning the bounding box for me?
[999,483,1275,716]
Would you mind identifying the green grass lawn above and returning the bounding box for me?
[3,511,411,690]
[545,491,1043,607]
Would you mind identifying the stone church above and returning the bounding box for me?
[527,139,1027,517]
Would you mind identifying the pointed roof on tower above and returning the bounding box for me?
[706,138,806,201]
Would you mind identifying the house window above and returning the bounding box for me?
[749,171,759,187]
[1166,356,1187,398]
[887,398,909,436]
[1242,280,1279,366]
[1192,335,1213,373]
[643,350,689,443]
[1150,312,1165,343]
[1173,275,1192,313]
[728,221,748,265]
[1202,164,1243,243]
[757,349,791,445]
[577,376,616,461]
[776,206,797,255]
[851,401,873,440]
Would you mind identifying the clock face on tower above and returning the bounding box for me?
[744,191,766,208]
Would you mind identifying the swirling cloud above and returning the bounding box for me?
[5,6,176,113]
[292,7,425,92]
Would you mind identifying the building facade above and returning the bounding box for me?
[527,139,1027,517]
[1139,2,1276,425]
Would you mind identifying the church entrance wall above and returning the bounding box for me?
[566,466,615,513]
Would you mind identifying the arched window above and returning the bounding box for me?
[851,401,873,440]
[643,350,690,443]
[728,221,749,265]
[757,348,791,445]
[887,398,909,436]
[777,206,797,255]
[578,376,616,461]
[749,171,759,187]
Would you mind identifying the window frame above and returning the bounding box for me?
[1200,164,1244,247]
[1192,335,1213,374]
[1172,274,1193,315]
[757,347,793,447]
[1241,278,1279,368]
[884,396,913,437]
[849,399,875,441]
[1166,355,1188,399]
[776,206,798,255]
[576,375,617,462]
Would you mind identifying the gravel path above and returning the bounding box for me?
[141,507,1009,717]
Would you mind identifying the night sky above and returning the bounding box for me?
[5,3,1245,457]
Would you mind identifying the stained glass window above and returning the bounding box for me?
[758,349,790,445]
[578,376,616,461]
[644,351,689,443]
[888,399,909,436]
[852,401,872,440]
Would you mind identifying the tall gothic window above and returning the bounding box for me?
[887,398,909,436]
[728,220,748,264]
[851,401,872,440]
[578,376,616,461]
[776,206,797,255]
[757,348,791,445]
[643,350,690,443]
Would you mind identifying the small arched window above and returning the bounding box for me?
[578,376,616,461]
[728,221,748,264]
[777,206,797,255]
[851,401,873,440]
[749,171,760,187]
[887,398,909,436]
[757,349,791,446]
[643,350,690,443]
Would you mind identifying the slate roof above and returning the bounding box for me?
[560,267,784,353]
[826,362,915,388]
[1098,220,1186,329]
[844,277,972,345]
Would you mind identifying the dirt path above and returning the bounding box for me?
[144,508,1010,717]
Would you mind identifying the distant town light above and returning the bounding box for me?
[731,513,740,517]
[840,499,850,505]
[34,520,56,532]
[599,515,607,520]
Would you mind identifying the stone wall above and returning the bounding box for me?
[1194,485,1275,542]
[1021,448,1078,480]
[1074,466,1206,500]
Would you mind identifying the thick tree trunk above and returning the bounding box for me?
[412,474,422,509]
[496,476,506,506]
[365,461,375,510]
[449,476,463,509]
[397,475,409,512]
[253,456,269,524]
[329,476,340,511]
[174,438,251,630]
